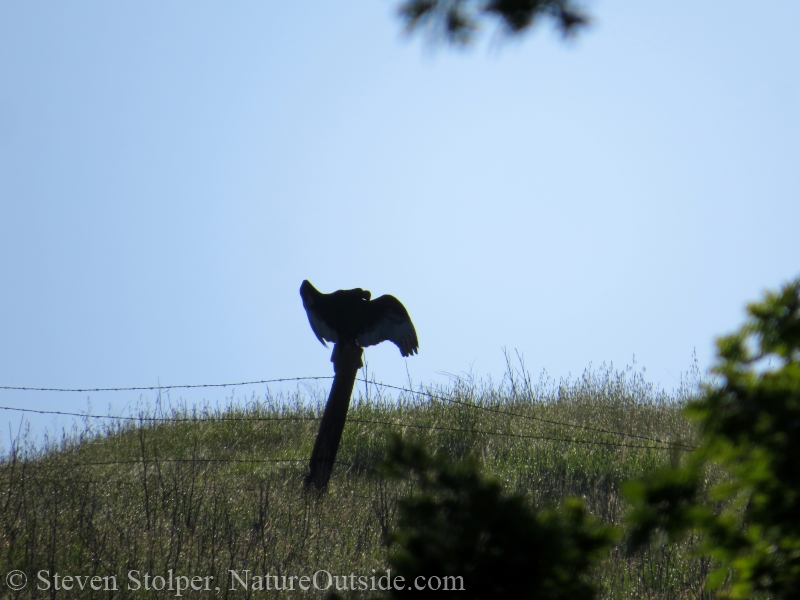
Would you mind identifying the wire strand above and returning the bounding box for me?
[360,379,695,450]
[0,376,695,451]
[0,376,333,393]
[0,405,319,422]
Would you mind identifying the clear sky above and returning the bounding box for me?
[1,1,798,445]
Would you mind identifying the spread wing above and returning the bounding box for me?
[357,295,419,357]
[305,307,338,347]
[299,280,338,347]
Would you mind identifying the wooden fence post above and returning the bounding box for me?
[304,343,363,491]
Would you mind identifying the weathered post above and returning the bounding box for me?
[304,343,363,491]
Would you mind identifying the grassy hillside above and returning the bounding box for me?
[1,365,708,599]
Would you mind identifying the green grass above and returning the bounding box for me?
[1,364,712,599]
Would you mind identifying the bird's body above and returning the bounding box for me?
[300,280,419,357]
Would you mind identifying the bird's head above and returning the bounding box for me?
[300,280,318,306]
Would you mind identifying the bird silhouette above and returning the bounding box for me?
[300,280,419,357]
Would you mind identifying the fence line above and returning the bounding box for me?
[348,417,687,450]
[0,375,695,452]
[0,402,689,451]
[0,413,691,457]
[4,459,376,485]
[7,457,308,467]
[0,405,320,423]
[367,381,695,450]
[0,376,333,393]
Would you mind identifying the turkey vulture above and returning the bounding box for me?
[300,280,419,357]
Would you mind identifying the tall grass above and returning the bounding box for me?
[1,363,709,599]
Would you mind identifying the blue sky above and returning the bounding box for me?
[1,1,798,443]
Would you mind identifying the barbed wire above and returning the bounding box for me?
[0,401,689,450]
[348,417,685,450]
[0,405,320,423]
[0,412,690,457]
[7,457,307,467]
[363,380,696,450]
[0,376,333,393]
[0,375,695,451]
[1,423,679,472]
[2,458,377,475]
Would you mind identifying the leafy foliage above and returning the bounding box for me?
[624,278,800,598]
[380,435,617,599]
[397,0,589,46]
